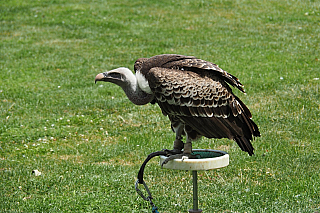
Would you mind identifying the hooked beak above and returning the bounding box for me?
[95,73,105,84]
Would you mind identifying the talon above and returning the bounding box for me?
[161,154,184,167]
[181,156,189,161]
[161,153,195,167]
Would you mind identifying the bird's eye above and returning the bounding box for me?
[109,73,122,79]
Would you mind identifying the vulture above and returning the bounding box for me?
[95,54,260,164]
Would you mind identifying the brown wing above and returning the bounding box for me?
[146,67,260,155]
[147,67,245,118]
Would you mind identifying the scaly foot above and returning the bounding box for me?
[161,153,199,167]
[162,148,183,156]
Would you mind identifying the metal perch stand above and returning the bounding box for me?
[190,170,201,213]
[160,149,229,212]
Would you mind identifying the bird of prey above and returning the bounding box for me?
[95,54,260,164]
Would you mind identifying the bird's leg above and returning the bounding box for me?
[183,140,192,154]
[161,134,195,166]
[172,136,184,153]
[162,136,184,155]
[162,123,184,155]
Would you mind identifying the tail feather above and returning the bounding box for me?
[234,136,254,156]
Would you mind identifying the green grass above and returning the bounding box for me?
[1,0,319,212]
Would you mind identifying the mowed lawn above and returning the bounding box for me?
[0,0,319,212]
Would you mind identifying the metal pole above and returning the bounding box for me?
[189,170,202,213]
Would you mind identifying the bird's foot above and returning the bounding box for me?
[161,153,198,167]
[162,148,183,156]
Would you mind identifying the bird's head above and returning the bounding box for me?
[95,67,136,87]
[95,67,153,105]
